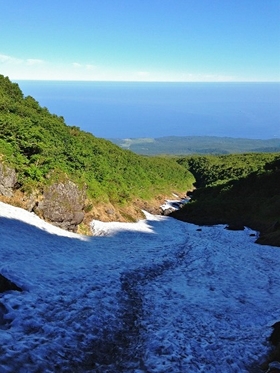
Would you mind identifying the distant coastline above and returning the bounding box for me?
[110,135,280,155]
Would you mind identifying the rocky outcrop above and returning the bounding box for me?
[0,161,86,232]
[0,163,17,197]
[37,180,86,232]
[0,274,22,293]
[162,207,175,216]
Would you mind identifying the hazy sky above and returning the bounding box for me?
[1,0,279,82]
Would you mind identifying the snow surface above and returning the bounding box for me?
[0,201,280,372]
[160,197,189,212]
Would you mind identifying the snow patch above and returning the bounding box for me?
[0,201,279,372]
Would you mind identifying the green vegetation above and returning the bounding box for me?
[2,74,279,245]
[0,75,194,205]
[176,153,278,188]
[111,136,280,155]
[173,153,280,246]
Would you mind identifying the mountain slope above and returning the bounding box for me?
[0,74,194,224]
[172,154,280,246]
[1,201,279,372]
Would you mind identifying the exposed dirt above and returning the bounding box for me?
[80,192,185,235]
[1,190,187,236]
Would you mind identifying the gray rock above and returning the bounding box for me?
[25,194,37,212]
[162,207,175,216]
[37,180,86,232]
[106,208,115,215]
[0,163,17,197]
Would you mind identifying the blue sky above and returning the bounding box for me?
[1,0,279,81]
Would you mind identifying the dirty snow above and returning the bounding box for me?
[160,197,189,213]
[0,201,279,372]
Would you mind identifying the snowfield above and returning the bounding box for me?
[0,201,280,372]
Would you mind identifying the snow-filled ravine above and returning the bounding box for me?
[0,201,280,373]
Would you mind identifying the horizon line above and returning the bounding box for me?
[13,79,280,83]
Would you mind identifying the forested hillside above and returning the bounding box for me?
[173,154,280,246]
[0,74,194,226]
[176,153,278,187]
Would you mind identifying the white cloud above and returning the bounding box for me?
[1,53,264,82]
[0,54,45,67]
[72,62,96,70]
[26,59,45,66]
[0,54,23,64]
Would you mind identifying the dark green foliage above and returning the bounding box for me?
[177,153,278,188]
[0,75,194,203]
[265,156,280,171]
[173,154,280,246]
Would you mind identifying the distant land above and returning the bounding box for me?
[110,136,280,155]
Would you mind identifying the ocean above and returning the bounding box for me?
[17,81,280,140]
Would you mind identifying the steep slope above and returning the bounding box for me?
[172,154,280,247]
[0,74,194,226]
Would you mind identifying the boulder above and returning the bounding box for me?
[0,274,22,293]
[162,207,175,216]
[37,180,86,232]
[0,163,17,197]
